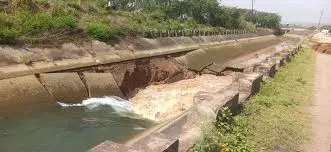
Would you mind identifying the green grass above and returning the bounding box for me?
[1,0,275,45]
[194,49,315,152]
[0,11,77,44]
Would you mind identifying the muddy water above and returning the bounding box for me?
[130,74,234,122]
[0,98,153,152]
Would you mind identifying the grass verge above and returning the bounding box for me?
[194,48,315,152]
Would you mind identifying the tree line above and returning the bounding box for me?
[114,0,281,29]
[0,0,281,44]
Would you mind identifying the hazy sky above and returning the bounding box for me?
[221,0,331,25]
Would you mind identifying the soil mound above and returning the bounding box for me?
[313,43,331,54]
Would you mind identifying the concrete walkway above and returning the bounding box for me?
[309,53,331,152]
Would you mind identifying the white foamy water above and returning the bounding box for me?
[57,96,133,112]
[130,74,234,122]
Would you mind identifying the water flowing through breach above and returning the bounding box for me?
[57,96,133,112]
[0,96,153,152]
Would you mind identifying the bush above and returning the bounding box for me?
[0,27,20,44]
[20,12,54,33]
[0,11,77,45]
[19,12,76,34]
[0,13,16,27]
[193,107,253,152]
[0,13,20,44]
[53,14,77,29]
[87,23,113,42]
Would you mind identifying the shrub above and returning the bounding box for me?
[20,55,32,65]
[0,13,20,44]
[0,27,20,44]
[184,17,200,29]
[19,12,54,34]
[87,23,113,42]
[19,12,77,34]
[0,11,78,45]
[193,107,253,152]
[0,13,16,27]
[125,23,144,36]
[53,14,77,28]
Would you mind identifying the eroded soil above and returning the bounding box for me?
[312,43,331,54]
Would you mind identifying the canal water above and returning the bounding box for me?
[0,97,153,152]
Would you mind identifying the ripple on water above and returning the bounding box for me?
[0,97,153,152]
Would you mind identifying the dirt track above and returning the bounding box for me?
[307,52,331,151]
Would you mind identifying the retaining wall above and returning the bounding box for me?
[90,42,304,152]
[0,34,302,116]
[0,32,306,151]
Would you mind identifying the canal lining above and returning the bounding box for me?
[0,33,307,152]
[90,44,303,152]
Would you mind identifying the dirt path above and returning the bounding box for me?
[308,52,331,152]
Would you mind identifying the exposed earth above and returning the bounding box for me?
[311,32,331,54]
[312,43,331,54]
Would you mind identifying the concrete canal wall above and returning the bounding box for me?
[0,33,305,151]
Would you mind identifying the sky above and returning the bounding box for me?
[220,0,331,25]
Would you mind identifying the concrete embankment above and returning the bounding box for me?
[0,32,305,151]
[89,34,305,152]
[0,35,300,110]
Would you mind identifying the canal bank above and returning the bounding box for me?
[0,33,306,151]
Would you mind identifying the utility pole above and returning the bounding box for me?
[251,0,254,14]
[251,0,255,23]
[318,9,324,32]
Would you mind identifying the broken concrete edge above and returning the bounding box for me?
[227,45,300,80]
[176,37,285,72]
[255,62,277,80]
[1,40,301,112]
[90,44,303,152]
[255,44,306,81]
[238,73,263,101]
[0,35,275,80]
[90,111,189,152]
[83,73,124,98]
[220,42,299,74]
[212,43,282,74]
[89,73,265,152]
[123,109,191,146]
[178,89,240,152]
[254,47,300,81]
[89,89,240,152]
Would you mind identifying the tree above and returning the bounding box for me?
[255,12,281,28]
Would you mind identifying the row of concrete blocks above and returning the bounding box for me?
[89,45,303,152]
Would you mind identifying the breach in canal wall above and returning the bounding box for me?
[89,36,305,151]
[0,32,305,151]
[0,35,300,110]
